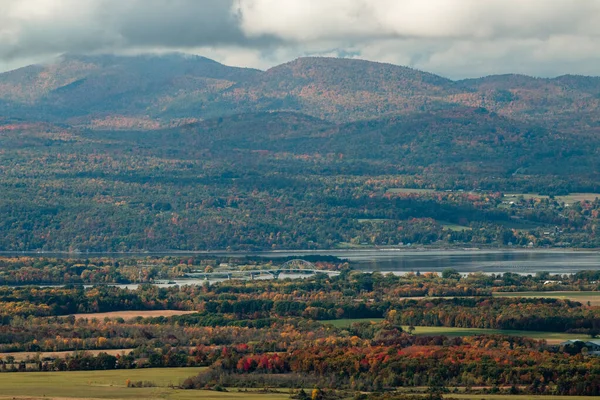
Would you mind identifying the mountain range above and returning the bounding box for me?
[1,53,599,136]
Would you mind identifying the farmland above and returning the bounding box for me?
[504,193,600,204]
[0,367,217,399]
[494,291,600,306]
[322,318,385,328]
[407,326,585,344]
[0,349,134,362]
[73,310,196,320]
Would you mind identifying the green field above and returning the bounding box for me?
[321,318,385,328]
[407,326,584,342]
[0,367,289,399]
[438,220,471,231]
[386,188,437,194]
[504,192,600,204]
[494,291,600,306]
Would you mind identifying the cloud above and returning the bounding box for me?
[0,0,276,59]
[1,0,600,78]
[238,0,600,41]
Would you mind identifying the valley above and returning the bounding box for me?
[1,53,600,399]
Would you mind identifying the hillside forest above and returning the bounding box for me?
[1,55,600,251]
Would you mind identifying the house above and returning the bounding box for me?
[560,339,584,346]
[586,340,600,351]
[560,339,600,355]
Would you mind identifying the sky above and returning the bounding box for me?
[1,0,600,78]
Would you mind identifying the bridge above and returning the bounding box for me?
[185,259,339,280]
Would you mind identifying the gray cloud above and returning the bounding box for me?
[0,0,276,60]
[1,0,600,78]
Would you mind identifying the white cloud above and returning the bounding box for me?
[235,0,597,40]
[1,0,600,78]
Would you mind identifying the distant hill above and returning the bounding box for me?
[454,74,600,135]
[1,53,599,134]
[74,108,594,181]
[0,53,260,122]
[219,57,461,121]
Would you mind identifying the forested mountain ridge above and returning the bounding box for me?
[0,53,260,123]
[1,53,600,132]
[0,108,599,251]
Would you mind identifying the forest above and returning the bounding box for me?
[1,112,600,251]
[0,55,600,252]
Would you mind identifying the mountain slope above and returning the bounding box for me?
[220,57,461,121]
[454,74,600,135]
[84,108,596,180]
[0,53,261,121]
[263,107,591,177]
[1,53,600,134]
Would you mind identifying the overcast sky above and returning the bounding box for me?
[1,0,600,78]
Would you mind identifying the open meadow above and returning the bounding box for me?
[0,367,293,400]
[322,318,385,328]
[0,349,134,362]
[503,192,600,204]
[72,310,196,320]
[407,326,584,344]
[493,291,600,306]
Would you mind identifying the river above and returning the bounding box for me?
[3,249,600,275]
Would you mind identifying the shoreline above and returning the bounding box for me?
[1,247,599,258]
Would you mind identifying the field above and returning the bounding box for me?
[0,367,291,399]
[504,192,600,204]
[407,326,584,344]
[0,349,133,362]
[386,188,438,194]
[73,310,196,320]
[493,291,600,306]
[321,318,384,328]
[321,319,583,344]
[438,220,471,231]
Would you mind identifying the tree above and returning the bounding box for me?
[442,268,460,280]
[311,388,323,400]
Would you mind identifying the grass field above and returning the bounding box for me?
[504,192,600,204]
[407,326,584,343]
[321,318,384,328]
[386,188,437,194]
[0,367,292,399]
[73,310,196,320]
[438,220,471,231]
[494,291,600,306]
[0,348,134,362]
